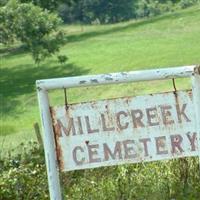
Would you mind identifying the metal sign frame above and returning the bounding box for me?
[36,65,200,200]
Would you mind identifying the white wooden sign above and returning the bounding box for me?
[36,65,200,200]
[51,90,197,171]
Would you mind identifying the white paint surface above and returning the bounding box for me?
[52,90,198,171]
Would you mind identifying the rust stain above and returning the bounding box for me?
[194,65,200,75]
[173,91,180,108]
[158,138,166,148]
[64,106,75,136]
[188,90,193,101]
[104,102,114,129]
[50,107,65,171]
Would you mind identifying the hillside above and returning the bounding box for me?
[1,5,200,151]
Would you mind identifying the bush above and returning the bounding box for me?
[64,0,198,22]
[57,0,136,24]
[0,0,65,63]
[1,140,200,199]
[179,0,200,9]
[135,0,176,18]
[0,141,49,199]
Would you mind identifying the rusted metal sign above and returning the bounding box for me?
[36,65,200,200]
[51,90,198,171]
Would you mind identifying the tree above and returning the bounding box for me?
[0,0,65,63]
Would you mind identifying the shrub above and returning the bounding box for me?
[135,0,175,18]
[179,0,200,9]
[1,140,200,199]
[0,141,49,199]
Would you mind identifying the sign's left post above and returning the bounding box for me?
[36,83,62,200]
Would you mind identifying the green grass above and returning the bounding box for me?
[1,6,200,151]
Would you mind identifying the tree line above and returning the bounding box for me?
[1,0,199,24]
[16,0,200,23]
[0,0,199,63]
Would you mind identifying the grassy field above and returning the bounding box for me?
[1,5,200,152]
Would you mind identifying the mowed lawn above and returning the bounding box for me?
[1,6,200,151]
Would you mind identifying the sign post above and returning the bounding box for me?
[191,67,200,170]
[36,65,200,200]
[37,88,62,200]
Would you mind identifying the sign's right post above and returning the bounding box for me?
[191,66,200,171]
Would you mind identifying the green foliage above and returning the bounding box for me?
[57,0,136,24]
[57,0,200,24]
[136,0,178,18]
[132,0,200,19]
[57,55,68,65]
[179,0,200,8]
[66,159,200,199]
[0,142,49,199]
[2,0,199,24]
[0,0,65,63]
[20,0,59,11]
[0,0,8,6]
[1,141,200,199]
